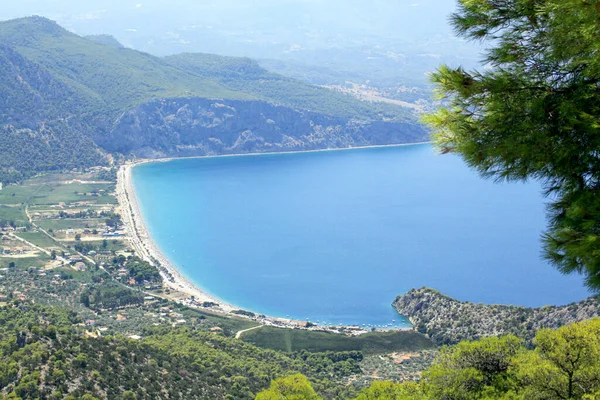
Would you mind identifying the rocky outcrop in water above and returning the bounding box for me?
[394,288,600,345]
[98,98,428,158]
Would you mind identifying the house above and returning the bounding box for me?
[290,320,310,328]
[74,262,86,272]
[209,327,223,333]
[13,291,26,301]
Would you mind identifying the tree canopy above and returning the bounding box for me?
[259,319,600,399]
[424,0,600,289]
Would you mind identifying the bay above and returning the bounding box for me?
[132,144,590,327]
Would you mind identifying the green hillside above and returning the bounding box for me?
[0,17,250,114]
[0,16,420,184]
[165,53,412,120]
[0,303,361,399]
[0,17,410,119]
[0,44,106,183]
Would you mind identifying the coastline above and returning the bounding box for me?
[142,141,432,165]
[117,143,423,332]
[117,162,236,313]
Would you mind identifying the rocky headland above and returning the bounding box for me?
[394,288,600,345]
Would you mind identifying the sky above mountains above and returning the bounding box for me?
[1,1,479,85]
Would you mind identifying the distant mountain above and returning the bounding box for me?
[0,0,480,86]
[0,42,105,183]
[85,34,124,48]
[0,17,427,183]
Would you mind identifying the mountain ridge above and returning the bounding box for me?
[0,16,427,183]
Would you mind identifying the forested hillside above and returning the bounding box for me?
[394,288,600,345]
[164,53,408,120]
[0,43,106,183]
[0,17,426,184]
[259,319,600,399]
[0,303,362,399]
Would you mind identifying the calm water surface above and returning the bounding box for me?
[132,144,590,327]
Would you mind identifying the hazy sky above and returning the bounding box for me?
[0,0,463,51]
[1,1,478,84]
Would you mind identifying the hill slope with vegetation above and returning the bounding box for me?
[259,319,600,399]
[0,16,426,183]
[0,303,364,399]
[394,288,600,345]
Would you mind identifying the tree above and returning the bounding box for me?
[354,381,422,400]
[424,0,600,289]
[122,391,137,400]
[256,374,322,400]
[421,335,522,399]
[510,319,600,399]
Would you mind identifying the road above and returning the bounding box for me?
[235,325,263,339]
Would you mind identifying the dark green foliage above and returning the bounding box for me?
[94,167,117,182]
[242,327,435,355]
[0,44,106,184]
[80,283,144,311]
[424,0,600,290]
[232,309,257,318]
[104,255,162,285]
[0,303,362,399]
[104,212,123,228]
[262,319,600,399]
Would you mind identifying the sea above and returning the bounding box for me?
[132,144,590,328]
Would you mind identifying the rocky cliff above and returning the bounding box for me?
[98,98,428,158]
[394,288,600,345]
[0,16,429,182]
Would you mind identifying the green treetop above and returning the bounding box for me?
[256,374,323,400]
[423,0,600,289]
[257,319,600,399]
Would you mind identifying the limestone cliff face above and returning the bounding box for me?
[97,98,428,158]
[394,288,600,346]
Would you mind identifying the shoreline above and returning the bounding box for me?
[117,143,423,333]
[139,141,432,165]
[117,163,237,313]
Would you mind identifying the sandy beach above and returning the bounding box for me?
[116,144,423,333]
[117,162,236,313]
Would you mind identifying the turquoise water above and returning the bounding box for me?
[132,144,590,327]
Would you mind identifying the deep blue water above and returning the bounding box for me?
[132,144,590,327]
